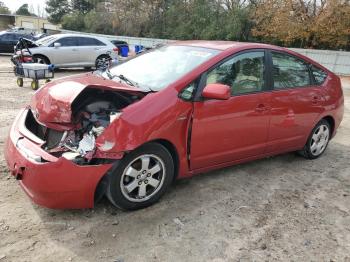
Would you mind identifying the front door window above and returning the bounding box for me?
[206,51,265,95]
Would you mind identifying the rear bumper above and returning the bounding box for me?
[4,109,112,209]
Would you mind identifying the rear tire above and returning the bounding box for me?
[299,119,331,159]
[106,143,174,210]
[95,55,110,70]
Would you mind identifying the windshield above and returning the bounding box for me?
[35,36,56,46]
[106,45,219,91]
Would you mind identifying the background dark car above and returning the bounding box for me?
[110,40,129,52]
[32,33,48,41]
[0,31,34,53]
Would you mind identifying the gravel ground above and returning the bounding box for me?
[0,55,349,262]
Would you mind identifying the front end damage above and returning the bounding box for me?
[4,77,146,208]
[32,87,141,164]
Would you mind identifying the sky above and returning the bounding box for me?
[2,0,47,16]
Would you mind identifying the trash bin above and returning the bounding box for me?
[120,46,129,57]
[135,45,144,53]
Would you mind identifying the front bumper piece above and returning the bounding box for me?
[4,108,113,209]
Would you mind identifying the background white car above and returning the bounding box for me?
[28,34,118,69]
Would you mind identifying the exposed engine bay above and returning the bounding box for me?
[26,87,142,164]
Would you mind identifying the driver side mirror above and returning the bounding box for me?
[202,83,231,100]
[53,42,61,48]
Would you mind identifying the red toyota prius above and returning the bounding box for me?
[4,41,344,210]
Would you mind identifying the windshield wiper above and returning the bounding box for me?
[113,74,138,87]
[104,69,155,92]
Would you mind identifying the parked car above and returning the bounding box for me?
[32,33,48,40]
[110,39,129,51]
[4,41,344,210]
[24,34,118,68]
[0,31,34,53]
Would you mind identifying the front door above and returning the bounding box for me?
[50,37,80,66]
[190,51,271,170]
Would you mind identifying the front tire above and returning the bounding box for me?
[106,143,174,210]
[33,55,50,65]
[299,119,331,159]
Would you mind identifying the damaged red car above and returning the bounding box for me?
[4,41,344,210]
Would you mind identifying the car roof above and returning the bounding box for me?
[47,33,105,40]
[37,33,111,45]
[0,30,28,35]
[172,40,283,51]
[172,40,330,73]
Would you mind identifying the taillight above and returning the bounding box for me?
[113,48,119,54]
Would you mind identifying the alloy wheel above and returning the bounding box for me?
[120,154,166,202]
[310,124,329,156]
[96,57,110,70]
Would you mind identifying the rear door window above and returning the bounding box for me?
[12,34,24,41]
[2,33,15,41]
[78,37,105,46]
[271,52,311,89]
[55,37,78,47]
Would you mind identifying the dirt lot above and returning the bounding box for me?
[0,55,349,262]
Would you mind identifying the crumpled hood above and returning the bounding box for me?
[17,38,39,49]
[31,73,144,124]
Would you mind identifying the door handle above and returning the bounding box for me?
[312,96,320,104]
[255,104,268,113]
[72,48,78,51]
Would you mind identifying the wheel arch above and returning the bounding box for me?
[321,115,335,137]
[147,139,180,180]
[32,54,51,64]
[95,53,111,61]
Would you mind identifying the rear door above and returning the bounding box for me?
[0,33,19,53]
[77,37,107,66]
[0,34,8,52]
[266,51,325,154]
[190,50,271,170]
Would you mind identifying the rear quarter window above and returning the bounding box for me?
[78,37,106,46]
[311,65,327,85]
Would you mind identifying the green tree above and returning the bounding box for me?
[16,4,32,16]
[84,11,114,34]
[0,1,10,14]
[61,12,86,30]
[145,0,252,41]
[45,0,71,24]
[71,0,94,14]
